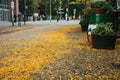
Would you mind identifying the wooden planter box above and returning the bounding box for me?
[92,35,116,49]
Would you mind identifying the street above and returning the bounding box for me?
[0,20,120,80]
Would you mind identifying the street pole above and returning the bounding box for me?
[50,0,52,22]
[56,0,58,17]
[67,0,69,21]
[59,2,62,20]
[3,0,4,21]
[11,0,14,26]
[73,8,76,21]
[24,0,26,25]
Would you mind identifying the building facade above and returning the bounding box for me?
[0,0,19,21]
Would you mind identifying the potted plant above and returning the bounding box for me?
[91,23,116,49]
[91,1,113,14]
[89,1,113,24]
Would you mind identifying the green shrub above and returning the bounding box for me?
[91,1,113,14]
[92,23,115,36]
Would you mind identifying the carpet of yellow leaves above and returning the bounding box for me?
[0,25,120,80]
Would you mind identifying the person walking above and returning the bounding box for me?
[57,16,59,22]
[14,13,17,23]
[18,13,21,26]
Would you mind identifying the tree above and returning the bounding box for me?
[19,0,35,16]
[37,0,88,19]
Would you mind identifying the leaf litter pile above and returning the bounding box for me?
[0,25,120,80]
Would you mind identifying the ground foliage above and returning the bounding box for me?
[0,25,120,80]
[0,27,33,35]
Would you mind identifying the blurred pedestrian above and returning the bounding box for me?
[73,15,75,21]
[14,13,17,23]
[33,15,35,22]
[18,13,21,26]
[57,16,59,22]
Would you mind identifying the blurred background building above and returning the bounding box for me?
[0,0,19,21]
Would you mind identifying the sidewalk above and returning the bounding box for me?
[0,21,35,28]
[0,20,80,35]
[0,21,37,35]
[0,20,80,27]
[0,21,18,27]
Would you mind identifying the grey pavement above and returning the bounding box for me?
[0,20,80,28]
[0,21,14,27]
[0,20,80,42]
